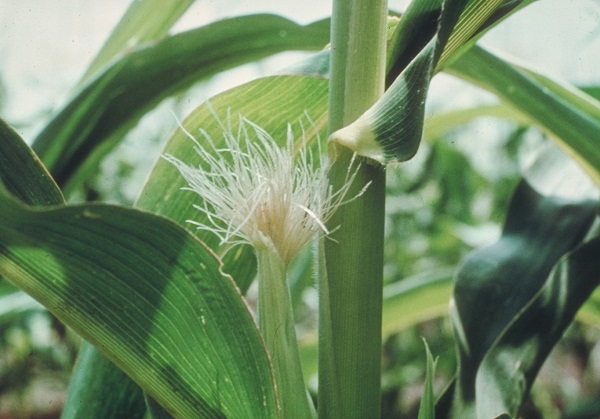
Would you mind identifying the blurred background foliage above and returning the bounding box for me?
[1,0,599,417]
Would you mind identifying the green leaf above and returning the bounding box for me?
[0,191,277,418]
[0,117,147,418]
[424,104,527,141]
[61,344,146,419]
[134,72,329,415]
[449,146,598,417]
[136,74,329,291]
[578,288,600,326]
[79,0,195,83]
[435,0,536,71]
[0,118,63,206]
[146,392,175,419]
[418,339,438,419]
[385,0,443,81]
[32,15,330,190]
[512,69,600,123]
[447,45,600,185]
[582,85,600,102]
[475,236,600,418]
[563,397,600,419]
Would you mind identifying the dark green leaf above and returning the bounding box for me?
[0,191,277,418]
[0,118,62,206]
[475,236,600,417]
[385,0,443,84]
[449,147,598,417]
[80,0,195,83]
[146,393,175,419]
[563,397,600,419]
[32,15,330,189]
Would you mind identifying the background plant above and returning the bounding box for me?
[1,0,600,418]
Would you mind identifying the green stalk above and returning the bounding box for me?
[257,248,314,419]
[319,1,388,418]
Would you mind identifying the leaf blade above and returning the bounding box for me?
[475,236,600,418]
[32,15,330,189]
[0,192,277,418]
[80,0,195,83]
[449,146,598,417]
[0,116,148,418]
[447,45,600,185]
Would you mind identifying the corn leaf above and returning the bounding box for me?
[0,119,63,205]
[0,119,276,417]
[475,236,600,418]
[62,344,147,419]
[0,189,277,418]
[32,15,330,190]
[382,270,453,335]
[67,61,329,419]
[330,0,466,162]
[0,118,148,417]
[80,0,196,83]
[449,146,598,417]
[447,45,600,185]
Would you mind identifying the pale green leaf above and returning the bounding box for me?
[436,0,537,70]
[382,270,453,336]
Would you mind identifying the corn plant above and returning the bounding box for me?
[1,0,599,418]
